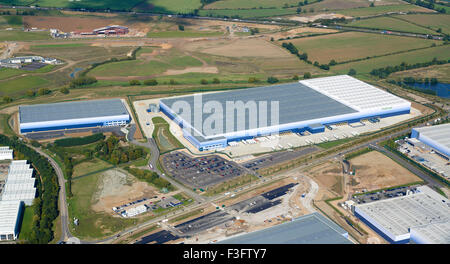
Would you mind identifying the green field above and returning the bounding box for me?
[72,158,113,178]
[286,32,439,64]
[0,15,23,29]
[339,4,432,17]
[29,44,130,61]
[331,45,450,75]
[204,0,317,9]
[147,30,223,38]
[392,14,450,34]
[33,43,88,49]
[0,64,56,81]
[0,75,49,96]
[343,16,437,34]
[0,30,51,41]
[89,51,203,77]
[198,7,297,18]
[18,205,35,241]
[0,0,201,13]
[67,170,136,239]
[152,116,184,153]
[137,0,202,13]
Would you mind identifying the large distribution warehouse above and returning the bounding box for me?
[411,123,450,159]
[19,99,131,134]
[160,75,411,151]
[354,186,450,244]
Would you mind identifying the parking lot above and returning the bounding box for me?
[352,185,421,204]
[175,210,235,236]
[398,140,449,181]
[134,230,180,244]
[242,147,318,171]
[21,62,47,71]
[229,183,298,214]
[161,151,246,189]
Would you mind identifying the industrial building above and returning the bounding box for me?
[410,221,450,244]
[354,186,450,244]
[411,123,450,159]
[19,99,131,134]
[160,75,411,151]
[0,146,13,160]
[0,200,23,241]
[1,160,36,206]
[218,212,352,244]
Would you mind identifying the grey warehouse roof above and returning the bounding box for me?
[414,123,450,150]
[161,82,357,137]
[218,212,351,244]
[19,99,129,124]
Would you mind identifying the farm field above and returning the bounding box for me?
[285,32,439,64]
[342,16,437,35]
[0,0,142,11]
[338,4,433,17]
[307,0,404,11]
[0,15,23,29]
[198,7,298,18]
[136,0,201,14]
[331,45,450,75]
[392,14,450,35]
[204,0,318,9]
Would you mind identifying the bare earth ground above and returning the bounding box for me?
[305,161,344,198]
[288,13,352,23]
[92,169,165,215]
[349,150,422,192]
[184,37,292,58]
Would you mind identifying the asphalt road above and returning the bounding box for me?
[30,146,76,243]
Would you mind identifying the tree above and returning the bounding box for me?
[37,88,50,96]
[200,79,208,85]
[26,89,35,97]
[267,76,279,84]
[129,80,141,86]
[212,78,220,84]
[178,25,185,31]
[370,2,375,7]
[248,77,259,83]
[60,87,70,94]
[329,59,337,66]
[292,75,299,80]
[348,68,357,76]
[303,72,311,79]
[144,79,158,86]
[296,7,302,14]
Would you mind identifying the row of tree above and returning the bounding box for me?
[370,58,449,78]
[124,167,174,191]
[0,134,59,244]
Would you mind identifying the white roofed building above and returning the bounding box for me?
[0,200,23,241]
[0,146,13,160]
